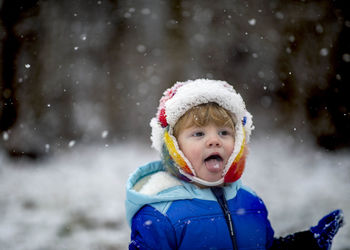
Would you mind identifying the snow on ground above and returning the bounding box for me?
[0,135,349,250]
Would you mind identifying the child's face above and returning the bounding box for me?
[177,123,235,182]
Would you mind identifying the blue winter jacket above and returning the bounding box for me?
[125,161,275,249]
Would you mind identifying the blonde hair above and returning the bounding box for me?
[173,102,236,138]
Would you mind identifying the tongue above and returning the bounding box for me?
[205,159,223,173]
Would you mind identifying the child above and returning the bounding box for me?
[125,79,344,249]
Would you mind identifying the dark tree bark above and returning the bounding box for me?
[0,0,39,131]
[306,0,350,150]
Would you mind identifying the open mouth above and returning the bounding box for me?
[204,154,223,172]
[204,154,223,162]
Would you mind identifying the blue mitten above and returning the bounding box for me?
[310,209,344,250]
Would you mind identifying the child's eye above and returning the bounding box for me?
[219,130,230,136]
[193,132,204,137]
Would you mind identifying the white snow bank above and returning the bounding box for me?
[0,142,157,250]
[0,136,349,249]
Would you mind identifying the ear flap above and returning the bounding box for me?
[163,129,193,176]
[224,125,247,183]
[224,146,247,183]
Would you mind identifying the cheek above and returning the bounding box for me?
[230,142,235,152]
[188,149,200,161]
[181,143,201,163]
[226,139,235,152]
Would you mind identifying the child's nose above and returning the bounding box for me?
[206,134,222,147]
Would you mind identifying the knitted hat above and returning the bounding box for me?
[150,79,254,186]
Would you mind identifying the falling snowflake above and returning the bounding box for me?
[248,18,256,26]
[68,140,76,148]
[2,132,9,141]
[342,53,350,62]
[101,130,109,138]
[45,144,50,153]
[275,12,284,19]
[141,8,151,15]
[143,220,152,226]
[137,45,146,53]
[320,48,328,56]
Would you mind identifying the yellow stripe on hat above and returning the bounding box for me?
[233,126,246,164]
[164,130,192,175]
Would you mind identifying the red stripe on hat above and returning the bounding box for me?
[224,147,247,183]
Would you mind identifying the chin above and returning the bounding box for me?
[202,175,221,182]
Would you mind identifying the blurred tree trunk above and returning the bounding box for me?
[0,0,39,157]
[0,0,21,131]
[306,0,350,149]
[274,0,348,150]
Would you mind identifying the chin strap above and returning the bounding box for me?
[211,187,238,250]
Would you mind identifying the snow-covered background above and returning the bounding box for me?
[0,1,349,249]
[0,135,349,250]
